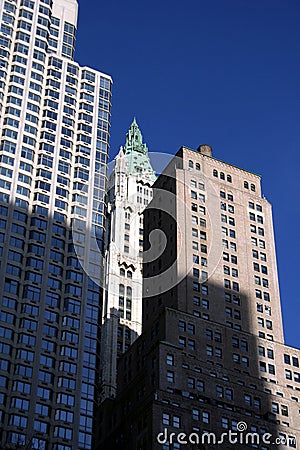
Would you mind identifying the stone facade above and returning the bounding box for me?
[100,119,156,400]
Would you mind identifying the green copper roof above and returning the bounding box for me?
[123,118,156,180]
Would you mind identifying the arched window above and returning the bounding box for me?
[126,286,132,298]
[189,160,194,168]
[244,181,249,189]
[251,184,256,192]
[119,284,125,308]
[220,172,225,180]
[119,284,125,295]
[196,163,200,171]
[213,169,218,177]
[227,175,232,183]
[127,271,132,279]
[120,268,125,276]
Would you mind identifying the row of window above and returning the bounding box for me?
[213,169,232,183]
[284,354,299,367]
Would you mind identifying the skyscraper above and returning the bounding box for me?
[100,119,156,401]
[0,0,112,448]
[98,145,299,449]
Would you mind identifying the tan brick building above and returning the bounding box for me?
[97,145,299,450]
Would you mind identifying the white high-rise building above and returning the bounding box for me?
[0,0,112,448]
[100,119,156,400]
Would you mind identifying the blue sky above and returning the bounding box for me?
[75,0,300,348]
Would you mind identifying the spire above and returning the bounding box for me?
[124,118,148,156]
[122,118,156,180]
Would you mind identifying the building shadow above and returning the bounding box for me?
[97,277,288,450]
[99,306,139,401]
[0,198,104,449]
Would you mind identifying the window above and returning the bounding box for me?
[244,394,251,406]
[197,380,204,392]
[224,265,230,275]
[260,252,267,261]
[188,377,195,389]
[179,336,186,347]
[200,243,207,253]
[233,353,240,363]
[206,345,213,356]
[262,278,269,288]
[193,254,199,264]
[193,296,200,306]
[241,340,248,351]
[260,362,267,372]
[202,285,208,295]
[202,411,210,424]
[232,268,238,277]
[188,339,195,350]
[173,415,181,428]
[222,417,229,429]
[285,369,292,380]
[272,402,279,414]
[232,282,239,291]
[259,240,265,249]
[215,348,222,358]
[251,398,260,410]
[192,408,199,420]
[257,215,263,224]
[242,356,249,367]
[228,217,235,225]
[166,354,174,366]
[225,388,233,401]
[292,357,299,368]
[178,320,186,332]
[266,320,272,330]
[206,329,213,341]
[258,227,264,236]
[167,371,174,383]
[162,413,170,425]
[188,323,195,334]
[294,372,300,383]
[268,364,275,375]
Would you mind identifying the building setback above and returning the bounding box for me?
[98,145,300,449]
[100,119,156,401]
[0,0,111,448]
